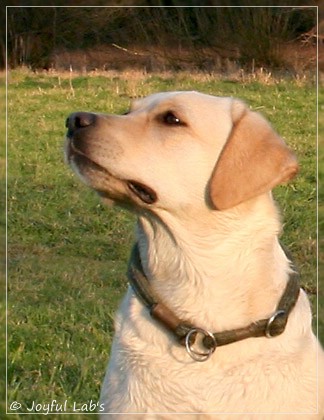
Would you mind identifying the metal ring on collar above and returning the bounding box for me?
[265,310,286,338]
[185,327,217,362]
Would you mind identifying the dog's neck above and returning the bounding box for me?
[135,193,291,332]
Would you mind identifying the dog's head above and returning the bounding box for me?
[65,91,298,213]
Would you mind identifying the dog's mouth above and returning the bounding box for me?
[66,138,158,206]
[66,136,90,164]
[126,180,157,205]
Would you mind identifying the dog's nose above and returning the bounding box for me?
[66,112,96,135]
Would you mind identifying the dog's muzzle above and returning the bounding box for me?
[65,112,98,163]
[65,112,158,206]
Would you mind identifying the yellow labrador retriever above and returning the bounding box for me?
[65,91,324,419]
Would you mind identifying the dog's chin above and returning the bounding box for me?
[98,195,118,207]
[66,143,126,202]
[66,140,158,209]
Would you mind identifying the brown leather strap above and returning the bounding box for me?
[150,303,195,342]
[127,243,300,352]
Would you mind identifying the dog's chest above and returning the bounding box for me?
[111,291,298,408]
[109,324,305,414]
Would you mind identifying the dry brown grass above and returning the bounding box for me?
[41,41,308,76]
[31,64,315,89]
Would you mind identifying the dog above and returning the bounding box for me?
[65,91,324,419]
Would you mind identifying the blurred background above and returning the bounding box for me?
[2,0,322,78]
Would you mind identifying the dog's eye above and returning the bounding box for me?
[162,111,183,125]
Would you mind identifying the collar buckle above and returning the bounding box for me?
[265,309,287,338]
[185,328,217,362]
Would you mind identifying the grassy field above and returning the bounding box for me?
[5,68,320,416]
[319,80,324,362]
[1,74,7,417]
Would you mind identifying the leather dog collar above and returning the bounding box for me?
[127,243,300,362]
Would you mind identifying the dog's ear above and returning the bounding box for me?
[210,101,299,210]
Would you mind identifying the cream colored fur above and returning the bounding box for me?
[66,92,324,419]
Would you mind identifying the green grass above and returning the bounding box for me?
[5,69,320,416]
[319,84,324,344]
[1,74,7,418]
